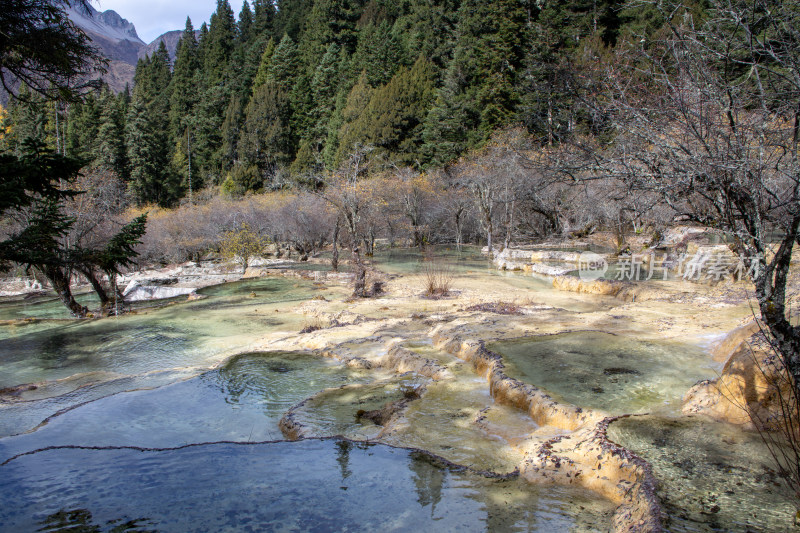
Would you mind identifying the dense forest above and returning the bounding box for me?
[1,0,663,206]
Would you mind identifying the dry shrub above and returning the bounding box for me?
[422,260,452,298]
[745,333,800,503]
[300,316,325,334]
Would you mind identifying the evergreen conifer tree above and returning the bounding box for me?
[204,0,237,84]
[308,43,341,148]
[95,88,128,179]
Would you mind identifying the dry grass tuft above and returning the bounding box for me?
[422,260,453,298]
[299,316,325,333]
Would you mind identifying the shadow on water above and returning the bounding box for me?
[37,508,155,533]
[1,440,615,532]
[0,321,193,389]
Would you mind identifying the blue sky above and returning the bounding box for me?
[95,1,245,43]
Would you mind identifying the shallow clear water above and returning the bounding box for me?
[0,369,196,438]
[0,352,371,452]
[381,343,539,474]
[608,415,796,532]
[490,332,716,415]
[0,291,190,323]
[0,292,101,321]
[371,245,491,275]
[0,439,615,532]
[0,252,773,531]
[0,278,315,392]
[370,245,620,313]
[286,375,429,441]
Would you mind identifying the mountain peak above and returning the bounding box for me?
[66,3,145,45]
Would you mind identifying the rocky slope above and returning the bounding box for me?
[65,5,185,92]
[138,30,200,63]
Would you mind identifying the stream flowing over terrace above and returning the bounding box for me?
[0,246,795,532]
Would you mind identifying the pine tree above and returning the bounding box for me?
[204,0,237,84]
[421,73,481,167]
[253,0,277,36]
[350,55,436,165]
[240,80,293,185]
[126,99,180,206]
[334,70,373,166]
[5,86,50,153]
[517,0,625,143]
[169,18,200,140]
[351,21,405,87]
[536,0,624,52]
[192,76,227,184]
[238,1,254,44]
[134,42,172,115]
[0,140,87,316]
[307,43,341,148]
[298,0,362,64]
[127,39,176,204]
[221,93,246,167]
[268,34,301,93]
[65,93,100,160]
[421,0,529,164]
[392,0,459,69]
[265,34,311,143]
[95,88,128,179]
[196,22,210,65]
[251,38,276,91]
[274,0,314,39]
[322,88,347,168]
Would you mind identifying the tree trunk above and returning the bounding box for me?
[504,199,514,250]
[754,227,800,396]
[42,265,87,318]
[108,272,125,316]
[413,226,423,249]
[351,245,366,298]
[331,220,340,272]
[485,217,494,259]
[455,210,463,251]
[363,229,375,257]
[79,267,112,313]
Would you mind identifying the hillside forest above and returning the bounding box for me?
[1,0,719,206]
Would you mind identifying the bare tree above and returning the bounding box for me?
[393,168,439,249]
[598,0,800,384]
[317,144,373,297]
[437,168,474,249]
[276,192,335,260]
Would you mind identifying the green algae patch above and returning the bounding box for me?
[490,331,715,416]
